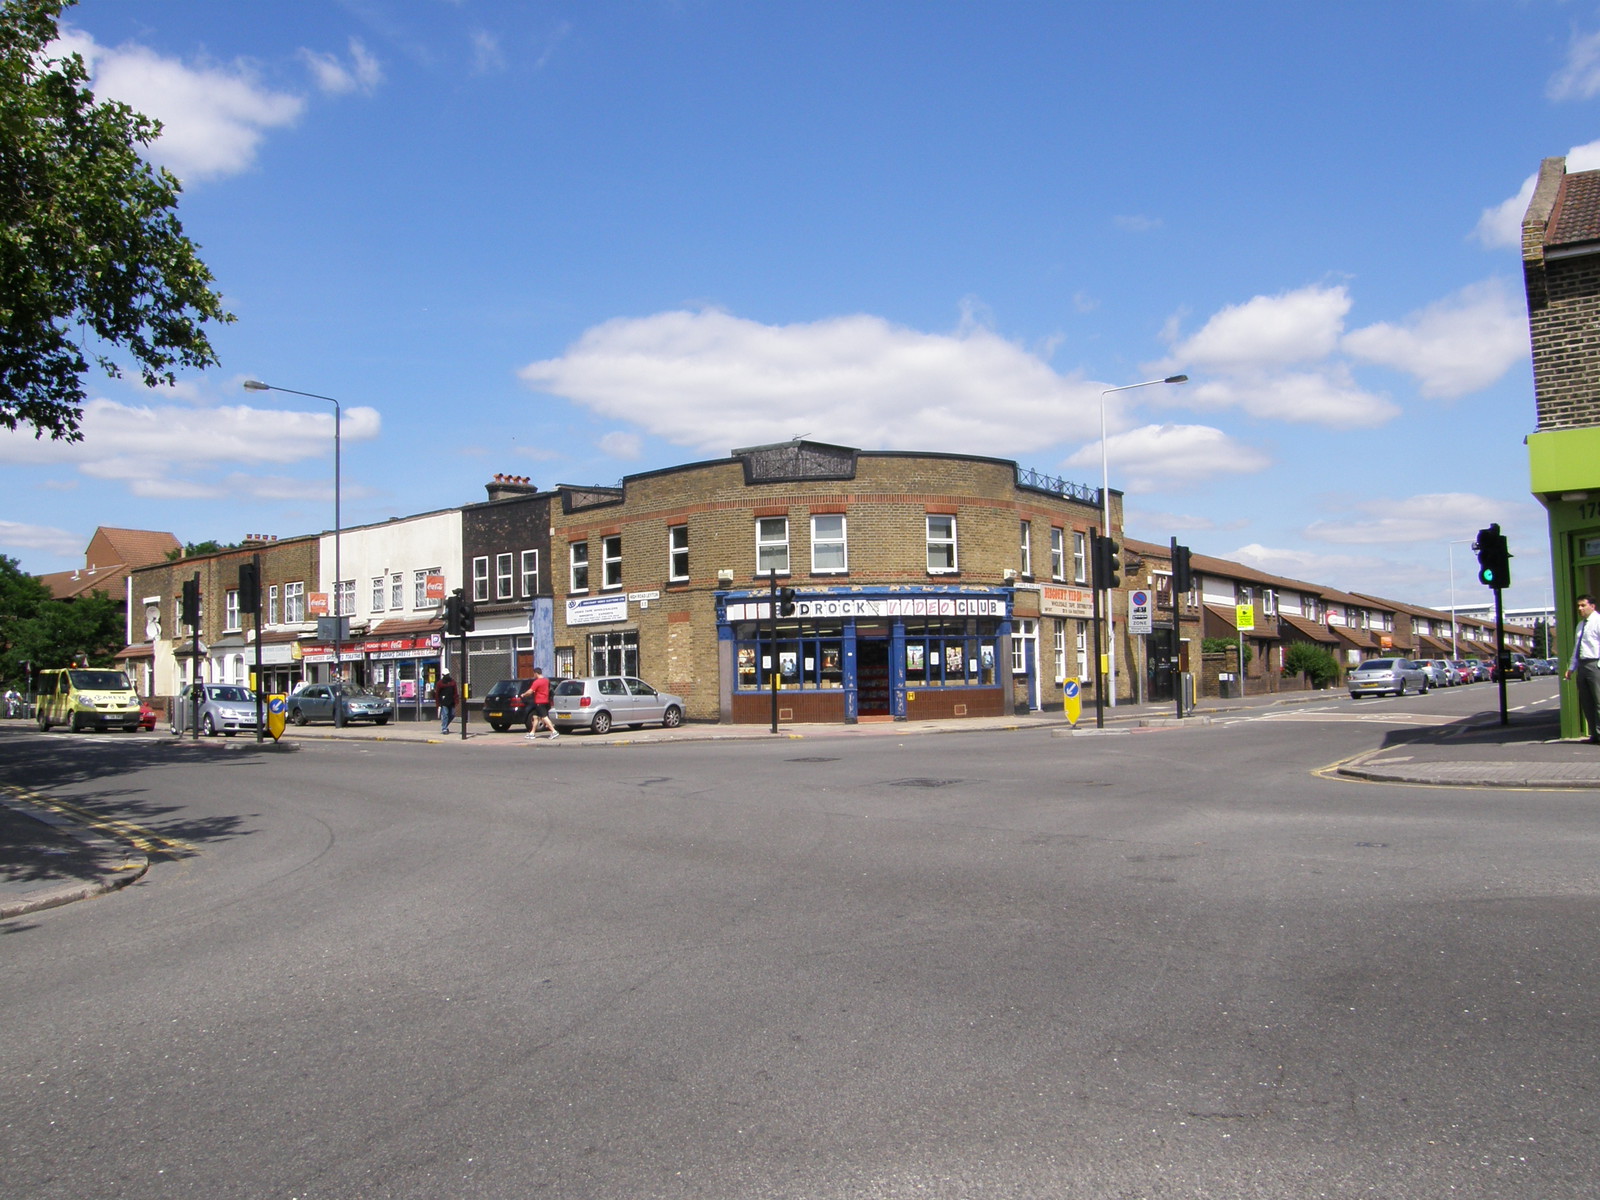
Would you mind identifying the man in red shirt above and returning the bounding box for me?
[521,668,557,740]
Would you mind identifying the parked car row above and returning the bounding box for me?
[1350,654,1555,698]
[479,675,687,734]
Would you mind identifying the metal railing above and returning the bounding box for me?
[1016,467,1101,505]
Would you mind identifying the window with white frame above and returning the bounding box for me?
[284,581,305,623]
[926,515,957,573]
[336,580,355,618]
[570,541,589,592]
[601,536,622,590]
[371,576,386,611]
[1262,587,1277,616]
[1072,531,1086,583]
[521,549,539,597]
[668,525,689,582]
[224,589,240,631]
[811,514,847,573]
[1011,617,1035,672]
[1076,620,1089,670]
[1051,527,1065,580]
[390,572,403,610]
[268,584,280,625]
[757,517,789,575]
[497,552,514,600]
[414,568,440,609]
[472,556,489,602]
[1020,521,1032,577]
[1053,618,1066,681]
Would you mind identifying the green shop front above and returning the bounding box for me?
[1530,425,1600,738]
[717,586,1012,724]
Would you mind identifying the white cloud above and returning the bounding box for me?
[1160,285,1351,374]
[0,520,84,558]
[1548,29,1600,101]
[469,29,506,75]
[54,26,305,182]
[299,39,384,95]
[519,309,1117,456]
[1063,423,1271,493]
[1342,279,1529,398]
[1473,139,1600,248]
[1303,492,1520,545]
[1113,214,1163,233]
[598,431,642,459]
[0,397,380,498]
[1175,367,1398,428]
[1230,542,1378,581]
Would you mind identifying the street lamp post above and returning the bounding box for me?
[1097,374,1187,706]
[245,380,344,723]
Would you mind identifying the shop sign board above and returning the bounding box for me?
[1039,584,1094,619]
[724,595,1006,622]
[308,592,329,616]
[1236,604,1255,631]
[425,574,446,602]
[567,594,629,626]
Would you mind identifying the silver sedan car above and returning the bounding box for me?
[1348,657,1430,699]
[170,684,260,737]
[550,676,685,735]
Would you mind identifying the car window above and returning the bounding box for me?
[599,678,627,697]
[69,670,131,690]
[626,679,656,697]
[210,687,252,702]
[554,680,584,697]
[1361,660,1395,670]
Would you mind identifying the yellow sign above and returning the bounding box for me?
[266,693,287,741]
[1236,604,1255,631]
[1062,678,1082,727]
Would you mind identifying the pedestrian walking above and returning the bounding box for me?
[1565,593,1600,744]
[436,672,459,734]
[522,667,557,740]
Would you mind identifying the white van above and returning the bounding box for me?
[35,668,141,732]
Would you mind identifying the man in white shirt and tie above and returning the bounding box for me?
[1565,593,1600,744]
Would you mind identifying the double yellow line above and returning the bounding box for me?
[1,784,198,857]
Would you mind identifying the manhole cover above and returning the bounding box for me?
[786,756,840,763]
[889,777,962,788]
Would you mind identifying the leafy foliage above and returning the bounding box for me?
[1284,640,1339,687]
[165,539,239,561]
[0,0,232,442]
[1201,636,1251,668]
[0,553,124,684]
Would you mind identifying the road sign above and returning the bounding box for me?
[1129,589,1153,634]
[1062,678,1081,727]
[1236,604,1255,631]
[267,694,287,741]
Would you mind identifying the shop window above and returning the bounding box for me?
[472,556,489,602]
[734,621,845,691]
[371,577,386,612]
[601,535,622,590]
[927,515,958,573]
[1073,531,1086,583]
[589,629,637,676]
[903,618,997,687]
[570,542,589,592]
[1020,521,1032,577]
[224,589,240,632]
[811,514,847,574]
[284,581,305,623]
[668,525,689,582]
[521,550,539,597]
[757,517,789,576]
[497,553,514,600]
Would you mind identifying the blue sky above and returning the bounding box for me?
[3,1,1596,615]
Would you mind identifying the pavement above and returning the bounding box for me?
[4,685,1598,919]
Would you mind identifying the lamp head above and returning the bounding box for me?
[243,380,270,391]
[1164,375,1188,384]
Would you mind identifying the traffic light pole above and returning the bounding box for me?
[1494,586,1508,727]
[768,570,779,734]
[1090,533,1106,730]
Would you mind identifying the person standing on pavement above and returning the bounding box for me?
[522,667,557,740]
[436,672,459,734]
[1565,594,1600,744]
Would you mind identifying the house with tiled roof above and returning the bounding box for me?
[38,527,181,602]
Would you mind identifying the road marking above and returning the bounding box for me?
[1246,710,1461,726]
[0,784,198,856]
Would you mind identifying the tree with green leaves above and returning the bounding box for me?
[0,553,124,684]
[1283,640,1339,689]
[0,0,232,443]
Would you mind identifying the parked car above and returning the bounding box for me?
[1348,657,1430,699]
[138,700,158,731]
[550,675,685,734]
[1494,653,1529,682]
[1421,660,1453,688]
[1466,658,1491,682]
[482,678,536,732]
[171,683,260,736]
[1450,659,1473,685]
[286,683,393,725]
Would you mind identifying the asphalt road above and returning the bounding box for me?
[2,691,1597,1199]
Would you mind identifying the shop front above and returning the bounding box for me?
[302,625,445,722]
[718,586,1011,724]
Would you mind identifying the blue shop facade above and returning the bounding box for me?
[717,584,1016,723]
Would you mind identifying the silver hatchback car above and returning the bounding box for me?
[170,683,260,737]
[1348,657,1430,699]
[550,676,685,735]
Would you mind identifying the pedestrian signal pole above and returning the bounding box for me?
[1474,523,1511,726]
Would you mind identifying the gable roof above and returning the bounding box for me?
[88,527,181,569]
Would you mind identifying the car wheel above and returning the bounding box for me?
[70,711,84,732]
[374,717,389,725]
[1349,692,1360,700]
[1394,679,1406,697]
[202,714,218,737]
[37,710,49,731]
[591,710,612,735]
[489,721,508,733]
[662,705,682,729]
[290,707,307,726]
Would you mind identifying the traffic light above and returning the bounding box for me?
[444,592,463,636]
[459,596,476,632]
[1171,540,1193,597]
[238,559,260,614]
[778,586,797,616]
[180,575,201,627]
[1092,532,1121,589]
[1474,523,1511,590]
